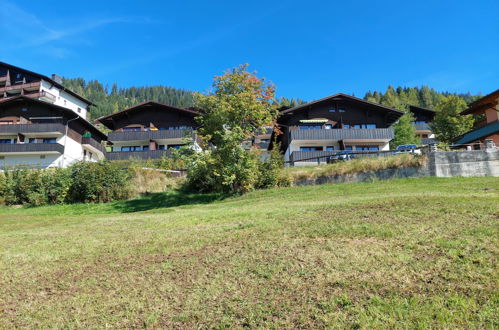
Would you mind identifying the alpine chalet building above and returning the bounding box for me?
[0,63,106,169]
[0,97,106,169]
[96,101,201,160]
[275,93,403,165]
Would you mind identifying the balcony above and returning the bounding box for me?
[81,137,106,155]
[0,81,41,94]
[289,128,394,141]
[106,149,173,161]
[108,129,193,142]
[0,143,64,154]
[0,123,66,135]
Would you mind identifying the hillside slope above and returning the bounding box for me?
[0,177,498,328]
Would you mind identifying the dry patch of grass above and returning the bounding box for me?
[284,154,426,181]
[131,167,184,195]
[0,177,497,328]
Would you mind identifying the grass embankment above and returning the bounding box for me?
[284,153,426,181]
[0,177,498,328]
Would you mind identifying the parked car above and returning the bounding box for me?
[394,144,421,155]
[327,151,353,163]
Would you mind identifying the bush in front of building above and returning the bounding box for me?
[0,161,134,206]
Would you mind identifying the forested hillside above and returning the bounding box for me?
[62,78,195,119]
[62,77,481,120]
[363,85,480,111]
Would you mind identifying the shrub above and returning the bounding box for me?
[67,161,133,203]
[0,161,134,206]
[185,142,260,195]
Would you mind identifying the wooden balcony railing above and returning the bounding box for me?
[0,143,65,154]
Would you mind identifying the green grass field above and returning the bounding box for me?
[1,177,498,328]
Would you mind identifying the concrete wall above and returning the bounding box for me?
[293,149,499,186]
[427,150,499,177]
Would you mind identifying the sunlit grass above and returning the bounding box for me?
[0,177,497,328]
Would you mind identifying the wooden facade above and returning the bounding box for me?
[97,101,200,159]
[275,93,403,161]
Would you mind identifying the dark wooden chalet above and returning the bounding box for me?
[96,101,201,160]
[274,93,403,165]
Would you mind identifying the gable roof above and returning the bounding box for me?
[0,61,95,107]
[454,121,499,145]
[408,105,436,114]
[0,96,106,140]
[460,89,499,115]
[279,93,404,124]
[95,101,201,128]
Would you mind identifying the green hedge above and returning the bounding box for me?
[0,161,133,206]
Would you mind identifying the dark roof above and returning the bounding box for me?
[0,96,106,140]
[454,121,499,145]
[0,61,95,107]
[95,101,201,128]
[279,93,404,124]
[408,105,436,114]
[461,89,499,115]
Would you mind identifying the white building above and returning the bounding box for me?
[0,96,106,169]
[0,62,93,119]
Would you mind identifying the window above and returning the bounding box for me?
[168,126,189,130]
[339,109,346,113]
[43,138,56,144]
[300,146,323,151]
[326,146,335,151]
[142,146,149,151]
[168,145,183,150]
[0,139,13,144]
[259,139,270,143]
[158,145,166,150]
[121,146,142,151]
[28,138,36,144]
[356,146,379,151]
[414,121,427,125]
[345,146,353,151]
[351,124,377,129]
[77,108,81,113]
[343,124,350,129]
[328,108,336,113]
[324,124,332,129]
[298,125,322,130]
[123,127,141,132]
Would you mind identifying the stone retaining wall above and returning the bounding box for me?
[293,149,499,186]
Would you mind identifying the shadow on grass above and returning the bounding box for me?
[111,190,225,213]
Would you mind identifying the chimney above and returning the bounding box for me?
[51,74,63,84]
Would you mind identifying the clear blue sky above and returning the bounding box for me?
[1,0,498,101]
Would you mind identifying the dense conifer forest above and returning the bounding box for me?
[62,77,480,120]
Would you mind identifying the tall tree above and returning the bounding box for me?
[430,95,474,144]
[185,64,279,194]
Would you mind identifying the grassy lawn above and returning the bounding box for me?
[0,177,498,328]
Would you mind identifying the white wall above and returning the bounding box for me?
[40,80,90,119]
[0,154,62,169]
[0,134,91,169]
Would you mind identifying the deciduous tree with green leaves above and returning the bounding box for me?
[430,95,474,144]
[185,64,280,194]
